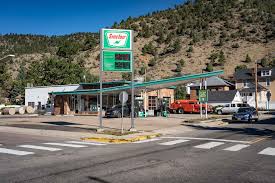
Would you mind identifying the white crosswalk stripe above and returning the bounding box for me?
[133,138,161,144]
[223,144,250,152]
[18,145,62,151]
[0,147,34,156]
[66,141,107,146]
[258,147,275,156]
[43,143,87,148]
[159,139,190,146]
[195,142,224,149]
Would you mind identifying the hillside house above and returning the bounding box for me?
[234,67,275,109]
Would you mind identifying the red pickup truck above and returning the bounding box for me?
[169,99,212,114]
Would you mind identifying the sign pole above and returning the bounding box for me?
[119,91,128,134]
[121,101,124,134]
[130,31,136,131]
[98,29,103,131]
[204,78,208,119]
[99,52,103,130]
[200,80,203,119]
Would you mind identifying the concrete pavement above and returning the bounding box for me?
[0,116,274,183]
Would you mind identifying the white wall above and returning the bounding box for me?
[25,85,80,109]
[232,91,243,103]
[242,91,269,109]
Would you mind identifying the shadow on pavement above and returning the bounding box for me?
[224,117,275,125]
[42,121,79,126]
[4,123,98,133]
[88,176,111,183]
[183,123,275,140]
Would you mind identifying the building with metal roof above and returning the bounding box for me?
[45,70,224,115]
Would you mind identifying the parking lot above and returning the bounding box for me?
[0,113,229,132]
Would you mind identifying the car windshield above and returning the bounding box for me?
[111,105,121,109]
[238,108,251,113]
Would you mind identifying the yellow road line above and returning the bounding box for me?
[249,136,272,144]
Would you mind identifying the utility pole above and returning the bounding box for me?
[255,60,258,116]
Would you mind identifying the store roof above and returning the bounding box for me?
[80,80,131,86]
[50,70,224,95]
[208,90,237,102]
[191,76,234,88]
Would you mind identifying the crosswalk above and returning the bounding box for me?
[223,144,250,152]
[0,137,274,157]
[130,137,275,157]
[0,141,107,156]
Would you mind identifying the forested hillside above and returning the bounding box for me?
[0,0,274,104]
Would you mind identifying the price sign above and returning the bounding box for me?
[102,50,132,72]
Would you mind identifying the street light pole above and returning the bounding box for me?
[255,60,259,116]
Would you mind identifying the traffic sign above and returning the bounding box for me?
[119,91,128,104]
[102,50,132,72]
[199,90,208,103]
[101,29,132,50]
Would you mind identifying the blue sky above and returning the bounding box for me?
[0,0,184,35]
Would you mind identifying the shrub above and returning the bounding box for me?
[148,57,157,67]
[245,54,252,63]
[178,59,185,67]
[175,64,182,72]
[187,46,193,52]
[231,43,239,48]
[206,63,214,72]
[235,64,247,72]
[142,42,157,55]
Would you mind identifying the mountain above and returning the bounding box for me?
[0,0,275,103]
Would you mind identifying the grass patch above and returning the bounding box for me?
[183,116,226,123]
[98,129,140,136]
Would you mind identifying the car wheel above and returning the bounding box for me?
[248,116,252,122]
[178,109,184,114]
[254,118,258,122]
[217,110,222,115]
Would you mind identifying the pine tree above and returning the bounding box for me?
[218,50,226,66]
[206,63,214,72]
[172,39,182,53]
[245,54,252,63]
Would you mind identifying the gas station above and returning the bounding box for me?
[50,28,224,131]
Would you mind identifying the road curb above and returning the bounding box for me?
[81,133,162,144]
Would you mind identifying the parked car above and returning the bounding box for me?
[105,103,139,118]
[169,99,212,114]
[232,107,258,122]
[105,104,130,118]
[216,103,250,115]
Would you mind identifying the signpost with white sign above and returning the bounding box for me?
[99,28,135,131]
[119,91,128,134]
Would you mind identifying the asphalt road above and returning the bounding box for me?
[0,122,274,183]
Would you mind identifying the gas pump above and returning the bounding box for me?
[135,98,145,117]
[158,98,169,117]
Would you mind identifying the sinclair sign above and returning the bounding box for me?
[101,29,132,50]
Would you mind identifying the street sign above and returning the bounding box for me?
[102,50,132,72]
[99,28,136,131]
[119,91,128,104]
[101,29,132,50]
[199,90,208,103]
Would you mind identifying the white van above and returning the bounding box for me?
[216,103,250,114]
